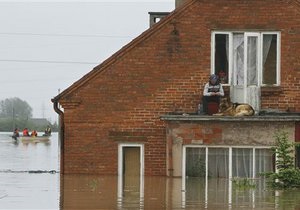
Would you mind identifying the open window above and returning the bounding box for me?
[262,33,279,85]
[212,31,280,112]
[213,33,230,84]
[212,31,280,86]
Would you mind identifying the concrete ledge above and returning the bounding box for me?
[160,114,300,122]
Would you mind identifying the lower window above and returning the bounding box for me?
[185,147,274,178]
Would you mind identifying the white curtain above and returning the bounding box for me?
[262,35,273,66]
[187,147,274,179]
[247,37,258,86]
[247,87,260,112]
[225,35,230,83]
[232,148,273,178]
[262,34,273,84]
[233,34,244,85]
[255,149,273,176]
[208,148,229,178]
[232,148,253,178]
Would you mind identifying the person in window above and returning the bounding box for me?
[202,74,224,114]
[218,69,227,84]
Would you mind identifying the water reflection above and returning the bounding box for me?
[0,132,60,209]
[1,132,300,209]
[0,132,59,172]
[0,172,60,209]
[118,175,144,209]
[60,175,300,210]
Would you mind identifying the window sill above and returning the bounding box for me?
[218,85,282,96]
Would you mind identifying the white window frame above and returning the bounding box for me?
[118,143,144,176]
[182,145,273,180]
[261,32,281,86]
[211,31,281,86]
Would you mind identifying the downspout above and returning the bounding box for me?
[52,100,65,174]
[52,99,64,208]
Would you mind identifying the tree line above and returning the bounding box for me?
[0,97,58,132]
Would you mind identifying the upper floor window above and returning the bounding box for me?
[211,32,280,86]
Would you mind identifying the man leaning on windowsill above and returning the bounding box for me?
[201,74,224,115]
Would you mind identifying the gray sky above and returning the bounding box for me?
[0,1,174,123]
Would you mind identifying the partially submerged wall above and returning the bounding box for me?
[163,115,298,176]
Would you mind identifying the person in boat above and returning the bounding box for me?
[12,128,20,140]
[22,128,30,136]
[43,125,51,136]
[31,130,37,137]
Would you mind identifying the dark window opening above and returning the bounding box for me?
[214,34,229,84]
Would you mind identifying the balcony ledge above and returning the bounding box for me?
[160,113,300,122]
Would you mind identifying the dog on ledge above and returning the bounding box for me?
[213,97,255,116]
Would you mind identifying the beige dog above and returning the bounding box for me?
[213,97,255,116]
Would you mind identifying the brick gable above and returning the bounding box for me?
[53,0,300,175]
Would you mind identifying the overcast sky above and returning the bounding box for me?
[0,1,174,123]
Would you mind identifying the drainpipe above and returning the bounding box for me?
[52,100,64,174]
[52,99,65,208]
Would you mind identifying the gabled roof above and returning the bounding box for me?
[52,0,300,103]
[52,0,197,102]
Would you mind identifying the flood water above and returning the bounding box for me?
[0,132,300,209]
[0,132,60,209]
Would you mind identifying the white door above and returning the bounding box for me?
[230,33,260,113]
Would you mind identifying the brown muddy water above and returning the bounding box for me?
[0,132,300,210]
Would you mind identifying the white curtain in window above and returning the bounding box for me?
[262,35,273,65]
[232,148,253,178]
[225,35,230,83]
[233,34,244,85]
[247,86,260,112]
[262,34,273,85]
[186,147,274,179]
[247,37,258,85]
[255,149,273,176]
[208,148,229,178]
[246,36,260,112]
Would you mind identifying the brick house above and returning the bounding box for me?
[52,0,300,177]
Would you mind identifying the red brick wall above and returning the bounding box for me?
[59,0,300,175]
